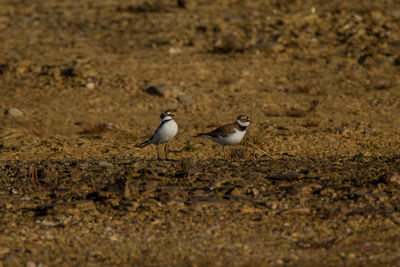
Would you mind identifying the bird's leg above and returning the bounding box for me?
[223,145,226,159]
[164,143,169,160]
[156,144,161,160]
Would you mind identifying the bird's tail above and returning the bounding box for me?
[135,139,152,148]
[194,133,211,138]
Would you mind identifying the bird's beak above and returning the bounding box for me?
[170,114,175,116]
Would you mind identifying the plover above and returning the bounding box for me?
[195,114,251,156]
[136,111,178,160]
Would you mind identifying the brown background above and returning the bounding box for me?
[1,0,400,265]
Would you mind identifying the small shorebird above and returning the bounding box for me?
[136,111,178,160]
[195,115,251,156]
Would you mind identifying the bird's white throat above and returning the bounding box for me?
[162,115,174,122]
[236,119,249,127]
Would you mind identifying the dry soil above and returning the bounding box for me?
[1,0,400,266]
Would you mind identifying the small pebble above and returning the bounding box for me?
[145,84,169,97]
[5,108,24,117]
[61,68,75,77]
[99,161,113,168]
[381,172,400,185]
[86,82,95,89]
[40,220,58,227]
[0,246,10,256]
[10,188,18,194]
[177,0,186,8]
[364,127,374,135]
[169,47,182,55]
[178,93,194,104]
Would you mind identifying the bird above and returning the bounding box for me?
[195,114,251,157]
[136,111,178,160]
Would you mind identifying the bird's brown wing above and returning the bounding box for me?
[202,123,236,138]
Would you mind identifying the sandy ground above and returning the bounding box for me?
[1,0,400,265]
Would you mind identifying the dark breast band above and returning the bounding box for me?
[161,119,172,125]
[238,125,247,131]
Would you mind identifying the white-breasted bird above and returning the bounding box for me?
[136,111,178,160]
[195,114,251,156]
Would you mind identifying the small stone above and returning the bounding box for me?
[137,0,164,12]
[371,11,383,20]
[178,93,194,104]
[230,162,240,167]
[271,43,285,53]
[5,108,24,117]
[78,162,90,170]
[86,82,95,89]
[303,119,319,128]
[26,261,37,267]
[0,245,10,256]
[389,9,400,19]
[0,63,9,74]
[374,80,393,90]
[393,56,400,67]
[151,38,170,46]
[105,122,114,129]
[169,47,182,55]
[99,161,113,168]
[347,253,357,259]
[145,84,169,97]
[381,172,400,185]
[267,171,300,181]
[40,220,58,227]
[75,200,97,210]
[253,150,264,157]
[177,0,186,8]
[229,188,242,196]
[16,61,30,75]
[286,109,306,118]
[10,188,18,194]
[103,180,126,195]
[364,127,374,135]
[61,67,75,78]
